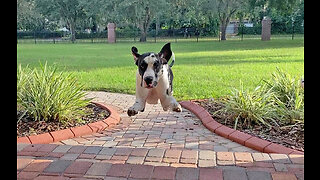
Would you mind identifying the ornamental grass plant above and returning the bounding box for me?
[17,62,91,124]
[217,68,304,129]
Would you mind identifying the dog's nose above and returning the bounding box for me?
[144,76,153,85]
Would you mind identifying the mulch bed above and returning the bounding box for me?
[17,103,110,137]
[194,99,304,152]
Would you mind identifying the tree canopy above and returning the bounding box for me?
[17,0,304,41]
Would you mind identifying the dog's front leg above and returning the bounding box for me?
[127,73,149,116]
[160,95,182,112]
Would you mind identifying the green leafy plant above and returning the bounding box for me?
[263,68,304,124]
[217,81,276,129]
[17,62,91,123]
[217,68,304,129]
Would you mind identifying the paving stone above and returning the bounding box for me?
[68,146,87,154]
[60,153,80,161]
[247,171,272,180]
[164,149,182,159]
[43,160,72,173]
[106,164,132,178]
[99,147,117,155]
[199,150,216,160]
[151,166,176,180]
[52,145,72,153]
[95,154,112,160]
[213,145,229,152]
[223,169,248,180]
[78,153,96,159]
[103,141,118,147]
[217,152,233,160]
[181,150,198,159]
[64,161,93,174]
[176,167,199,180]
[38,144,59,152]
[129,164,154,179]
[147,148,165,157]
[17,157,34,171]
[34,175,69,180]
[288,154,304,164]
[252,153,272,162]
[199,168,223,180]
[17,171,40,179]
[180,158,197,164]
[130,148,149,157]
[85,162,112,176]
[83,146,103,154]
[163,157,180,163]
[17,144,29,152]
[126,156,145,164]
[271,172,298,180]
[23,159,52,172]
[270,154,291,164]
[235,152,253,162]
[114,148,133,156]
[199,159,216,167]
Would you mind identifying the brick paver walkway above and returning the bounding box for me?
[17,91,304,180]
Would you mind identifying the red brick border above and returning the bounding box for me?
[179,101,304,155]
[17,102,121,144]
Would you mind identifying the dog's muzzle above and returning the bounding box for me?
[144,76,157,89]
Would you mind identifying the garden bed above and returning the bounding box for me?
[194,99,304,152]
[17,103,110,137]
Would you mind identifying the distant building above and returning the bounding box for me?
[226,20,253,34]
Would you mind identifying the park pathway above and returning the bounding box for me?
[17,91,304,180]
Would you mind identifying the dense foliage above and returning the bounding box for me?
[17,62,91,124]
[17,0,304,41]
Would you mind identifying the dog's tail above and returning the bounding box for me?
[169,52,175,68]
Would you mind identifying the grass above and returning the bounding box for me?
[17,38,304,100]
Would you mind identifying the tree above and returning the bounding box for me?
[116,0,167,42]
[248,0,303,34]
[215,0,247,40]
[17,0,45,31]
[35,0,87,43]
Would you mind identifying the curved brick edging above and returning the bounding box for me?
[179,101,304,155]
[17,102,121,144]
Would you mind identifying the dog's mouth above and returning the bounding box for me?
[146,85,154,89]
[145,81,157,89]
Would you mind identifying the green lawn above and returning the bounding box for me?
[17,38,304,100]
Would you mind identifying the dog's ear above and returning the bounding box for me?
[158,43,172,64]
[131,46,140,65]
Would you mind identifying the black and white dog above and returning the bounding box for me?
[127,43,182,116]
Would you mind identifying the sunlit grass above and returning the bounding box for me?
[17,38,304,100]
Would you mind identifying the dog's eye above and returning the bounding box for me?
[140,63,147,69]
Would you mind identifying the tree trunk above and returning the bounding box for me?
[220,16,231,41]
[220,22,227,41]
[138,6,151,42]
[140,30,147,42]
[70,20,76,43]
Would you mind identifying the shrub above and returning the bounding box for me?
[17,62,91,123]
[263,68,304,124]
[218,82,276,129]
[218,68,304,129]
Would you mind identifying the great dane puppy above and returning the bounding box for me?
[127,43,182,116]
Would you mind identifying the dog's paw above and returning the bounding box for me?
[172,104,182,112]
[162,106,169,111]
[127,108,138,116]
